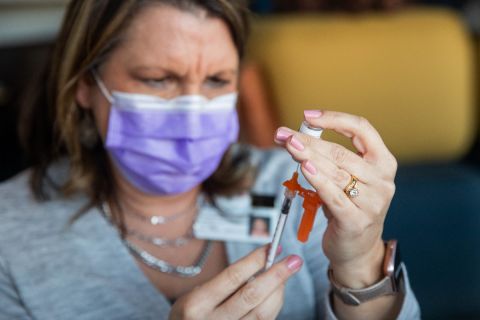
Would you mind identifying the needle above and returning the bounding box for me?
[265,183,297,269]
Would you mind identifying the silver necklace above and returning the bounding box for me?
[124,239,213,277]
[124,201,197,225]
[101,202,212,277]
[126,228,194,247]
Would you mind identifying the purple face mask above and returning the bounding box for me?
[93,73,239,195]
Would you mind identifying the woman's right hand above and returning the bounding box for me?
[169,246,303,320]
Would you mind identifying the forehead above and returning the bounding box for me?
[116,4,238,68]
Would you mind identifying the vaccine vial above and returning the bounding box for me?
[299,121,323,139]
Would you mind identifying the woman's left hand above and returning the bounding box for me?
[275,110,398,288]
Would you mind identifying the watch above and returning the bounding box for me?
[328,240,405,306]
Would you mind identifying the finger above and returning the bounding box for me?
[300,159,359,223]
[308,149,368,186]
[284,131,382,185]
[312,161,364,209]
[283,132,316,164]
[195,245,270,310]
[284,130,375,183]
[283,132,390,219]
[241,285,284,320]
[305,156,396,221]
[313,140,379,181]
[303,110,395,167]
[274,126,295,146]
[213,255,303,319]
[304,154,384,208]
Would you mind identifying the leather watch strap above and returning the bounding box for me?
[328,269,398,306]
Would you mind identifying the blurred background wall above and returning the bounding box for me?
[0,0,66,181]
[1,0,480,319]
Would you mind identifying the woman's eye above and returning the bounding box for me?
[143,76,175,88]
[205,77,230,88]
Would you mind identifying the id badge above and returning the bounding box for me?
[193,193,279,244]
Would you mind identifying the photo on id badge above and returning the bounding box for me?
[193,193,277,244]
[249,216,271,238]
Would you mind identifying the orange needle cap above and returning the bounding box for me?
[282,172,323,243]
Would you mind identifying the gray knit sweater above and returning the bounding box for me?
[0,149,420,319]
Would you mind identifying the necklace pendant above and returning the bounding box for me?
[150,216,165,225]
[152,238,167,246]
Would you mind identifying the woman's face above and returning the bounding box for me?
[76,4,239,139]
[251,218,269,237]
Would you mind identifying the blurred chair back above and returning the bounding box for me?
[246,7,476,163]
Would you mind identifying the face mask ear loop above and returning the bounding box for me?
[91,70,114,104]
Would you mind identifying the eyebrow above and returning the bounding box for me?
[131,65,238,76]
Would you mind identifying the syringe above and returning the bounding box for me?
[265,187,297,269]
[265,122,323,270]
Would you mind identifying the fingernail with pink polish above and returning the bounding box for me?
[289,136,304,151]
[286,255,303,271]
[303,160,317,175]
[304,110,323,119]
[275,127,293,142]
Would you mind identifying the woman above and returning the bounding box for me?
[0,0,420,319]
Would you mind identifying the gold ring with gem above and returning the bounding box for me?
[344,175,359,198]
